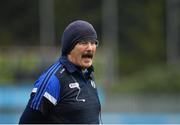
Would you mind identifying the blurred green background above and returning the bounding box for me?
[0,0,180,123]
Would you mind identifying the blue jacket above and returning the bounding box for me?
[19,56,101,124]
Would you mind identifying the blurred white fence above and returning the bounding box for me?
[103,94,180,113]
[1,85,180,123]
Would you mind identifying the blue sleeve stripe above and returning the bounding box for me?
[33,62,60,110]
[30,62,59,109]
[35,63,61,109]
[35,63,61,110]
[30,62,60,110]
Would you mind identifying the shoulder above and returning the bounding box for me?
[33,62,62,88]
[30,62,63,107]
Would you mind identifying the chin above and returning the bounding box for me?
[82,64,92,69]
[83,66,91,69]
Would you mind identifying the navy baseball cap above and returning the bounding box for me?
[61,20,98,56]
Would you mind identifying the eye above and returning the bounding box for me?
[93,41,99,46]
[78,40,99,47]
[91,40,99,47]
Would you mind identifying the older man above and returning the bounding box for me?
[19,20,101,124]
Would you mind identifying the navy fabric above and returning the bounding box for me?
[61,20,98,55]
[50,57,100,123]
[19,57,101,124]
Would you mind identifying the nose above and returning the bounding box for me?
[86,42,95,50]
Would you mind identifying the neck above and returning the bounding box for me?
[67,54,85,70]
[82,69,87,74]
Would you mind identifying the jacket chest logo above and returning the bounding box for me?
[69,82,79,89]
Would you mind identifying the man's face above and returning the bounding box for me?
[68,40,97,69]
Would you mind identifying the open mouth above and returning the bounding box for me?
[81,53,93,59]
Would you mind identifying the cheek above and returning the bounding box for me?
[75,50,83,60]
[93,47,97,53]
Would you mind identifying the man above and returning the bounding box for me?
[19,20,101,124]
